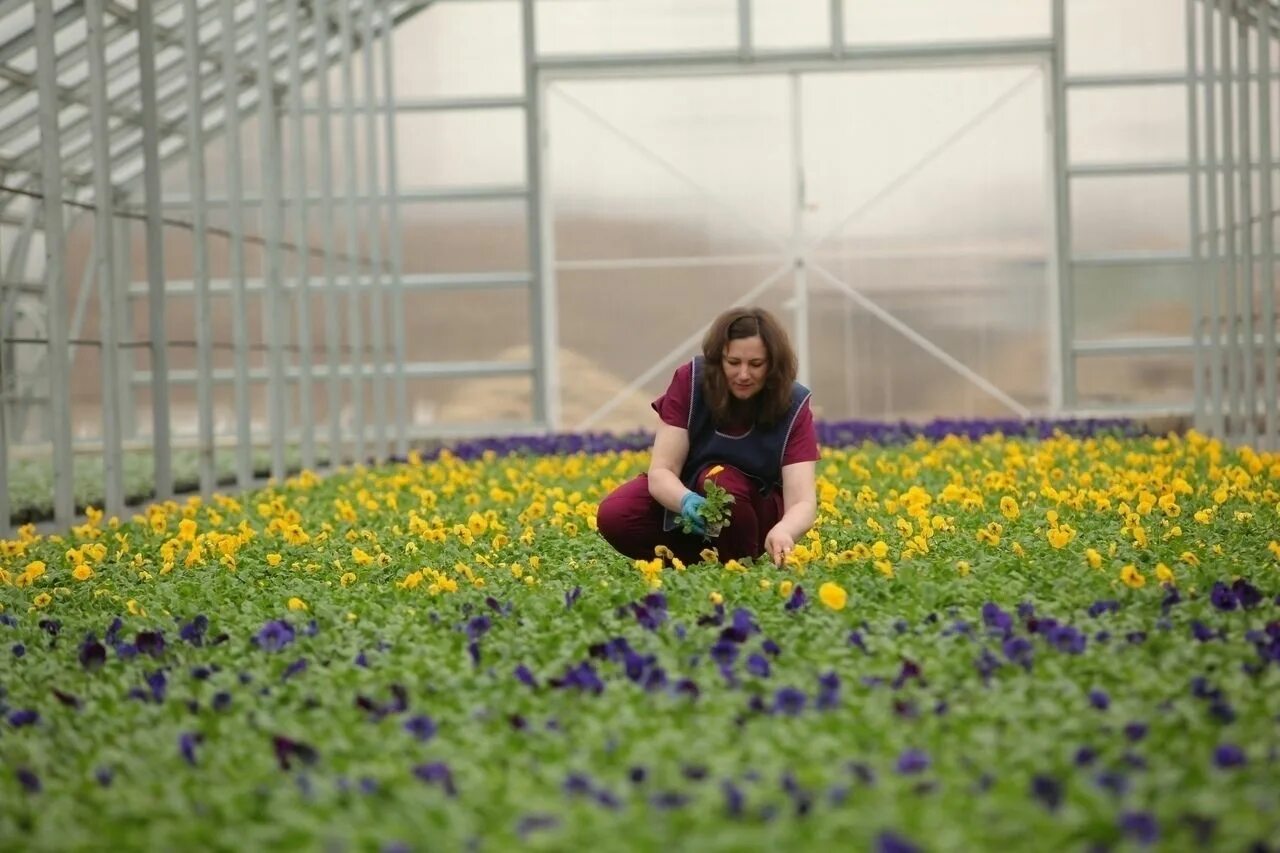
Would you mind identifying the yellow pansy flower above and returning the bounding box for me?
[818,582,848,611]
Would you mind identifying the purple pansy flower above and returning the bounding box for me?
[8,709,38,728]
[1119,811,1158,845]
[255,620,295,652]
[784,586,807,611]
[273,735,319,770]
[746,653,771,678]
[16,767,40,794]
[414,762,458,797]
[404,715,437,742]
[896,749,929,775]
[178,732,201,766]
[876,831,921,853]
[1213,743,1246,768]
[135,631,165,658]
[773,687,806,716]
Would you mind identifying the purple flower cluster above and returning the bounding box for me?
[414,417,1138,462]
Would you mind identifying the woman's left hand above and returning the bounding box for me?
[764,526,795,567]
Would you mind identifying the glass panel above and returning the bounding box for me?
[396,199,529,275]
[1070,85,1187,164]
[1073,261,1195,341]
[1076,353,1195,409]
[1066,0,1186,75]
[549,75,793,259]
[1071,175,1189,255]
[752,0,829,50]
[393,109,526,190]
[408,375,535,429]
[391,2,522,98]
[537,0,737,55]
[803,66,1048,251]
[844,0,1049,45]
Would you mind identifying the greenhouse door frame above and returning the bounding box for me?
[533,38,1067,431]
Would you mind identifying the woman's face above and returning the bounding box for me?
[722,335,769,400]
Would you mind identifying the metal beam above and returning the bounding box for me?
[255,0,289,482]
[1049,0,1074,409]
[381,0,410,459]
[86,0,124,517]
[136,0,172,501]
[362,0,389,462]
[220,0,252,489]
[284,0,315,471]
[134,360,534,385]
[181,0,216,495]
[339,0,367,464]
[33,0,74,528]
[314,0,345,467]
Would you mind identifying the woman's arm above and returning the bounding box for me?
[763,460,818,565]
[647,422,693,513]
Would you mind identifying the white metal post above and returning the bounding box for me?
[523,0,557,430]
[1048,0,1073,411]
[34,0,74,528]
[380,0,410,458]
[86,0,125,518]
[1203,0,1226,436]
[137,0,172,500]
[1220,0,1241,438]
[789,72,810,387]
[256,0,288,482]
[285,0,315,471]
[1258,0,1278,450]
[1186,0,1206,433]
[362,0,389,463]
[221,0,254,489]
[1236,9,1256,446]
[339,0,367,463]
[315,0,345,466]
[183,0,216,495]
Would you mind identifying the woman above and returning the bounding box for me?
[596,307,818,567]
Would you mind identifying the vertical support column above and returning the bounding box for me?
[380,0,410,459]
[112,200,136,441]
[1235,8,1256,446]
[1048,0,1074,411]
[339,0,367,463]
[522,0,557,430]
[86,0,124,518]
[1219,0,1241,438]
[1258,0,1278,450]
[1203,0,1226,436]
[737,0,752,59]
[362,0,389,463]
[255,0,288,483]
[285,0,315,471]
[788,73,810,387]
[829,0,844,59]
[1186,0,1206,433]
[315,0,344,467]
[183,0,216,495]
[137,0,172,500]
[34,0,74,529]
[221,0,254,488]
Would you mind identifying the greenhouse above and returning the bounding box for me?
[0,1,1278,850]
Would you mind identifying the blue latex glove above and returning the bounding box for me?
[680,492,708,536]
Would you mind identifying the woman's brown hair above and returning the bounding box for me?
[700,306,798,427]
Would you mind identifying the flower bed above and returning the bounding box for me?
[1,425,1277,850]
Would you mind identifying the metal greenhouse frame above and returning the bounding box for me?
[0,0,1277,536]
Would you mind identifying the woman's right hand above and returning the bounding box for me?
[679,492,708,535]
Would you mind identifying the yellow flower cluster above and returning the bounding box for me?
[1,430,1277,618]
